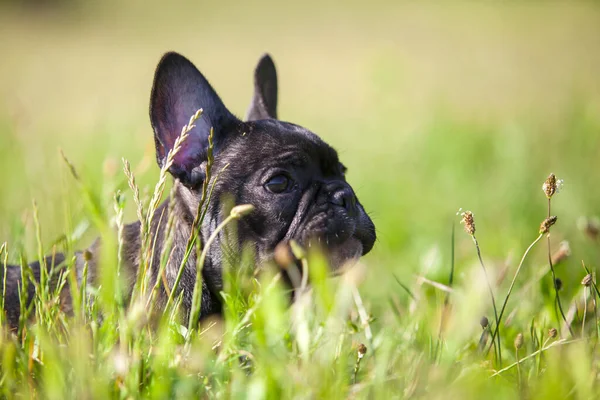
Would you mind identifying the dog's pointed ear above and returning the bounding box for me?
[245,53,278,121]
[150,52,238,187]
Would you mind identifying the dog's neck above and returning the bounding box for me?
[120,181,222,323]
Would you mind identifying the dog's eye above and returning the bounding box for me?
[265,174,291,193]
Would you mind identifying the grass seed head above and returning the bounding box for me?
[578,216,600,241]
[274,241,294,268]
[581,274,593,287]
[548,328,558,338]
[230,204,255,219]
[480,316,489,329]
[514,333,524,349]
[539,216,558,234]
[543,173,563,199]
[83,249,93,262]
[460,210,476,235]
[358,344,367,358]
[554,278,563,291]
[551,241,571,266]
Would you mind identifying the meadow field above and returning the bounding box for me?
[1,1,600,398]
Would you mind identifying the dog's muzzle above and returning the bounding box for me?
[283,180,376,270]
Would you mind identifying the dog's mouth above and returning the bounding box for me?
[317,236,364,273]
[275,207,375,273]
[263,180,375,275]
[272,234,365,279]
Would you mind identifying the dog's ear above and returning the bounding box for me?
[150,52,238,187]
[245,53,278,121]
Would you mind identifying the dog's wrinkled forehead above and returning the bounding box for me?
[220,119,344,177]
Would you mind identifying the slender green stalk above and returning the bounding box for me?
[66,255,81,323]
[491,339,578,377]
[60,149,107,230]
[80,258,89,321]
[353,345,367,384]
[582,287,588,336]
[547,199,573,337]
[486,233,544,355]
[187,205,255,334]
[594,291,599,343]
[18,256,33,338]
[113,191,125,281]
[143,207,167,297]
[32,200,48,306]
[393,274,416,300]
[536,332,547,376]
[147,187,178,311]
[472,234,502,365]
[165,128,215,313]
[352,286,375,357]
[123,158,147,291]
[581,262,600,342]
[515,348,522,391]
[112,190,129,351]
[126,109,202,305]
[582,262,600,303]
[232,272,282,337]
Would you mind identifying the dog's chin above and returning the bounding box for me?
[323,237,363,275]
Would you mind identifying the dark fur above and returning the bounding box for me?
[1,52,376,329]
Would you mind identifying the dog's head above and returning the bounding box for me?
[150,52,375,276]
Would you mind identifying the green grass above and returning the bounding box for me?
[1,1,600,398]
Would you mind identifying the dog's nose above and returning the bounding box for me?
[330,187,358,216]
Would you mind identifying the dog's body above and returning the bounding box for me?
[1,52,376,329]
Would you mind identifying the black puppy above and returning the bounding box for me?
[1,52,376,329]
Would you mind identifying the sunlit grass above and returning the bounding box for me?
[1,109,600,398]
[1,1,600,398]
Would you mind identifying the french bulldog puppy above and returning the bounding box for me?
[1,52,376,329]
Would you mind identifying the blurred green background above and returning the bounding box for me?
[1,0,599,301]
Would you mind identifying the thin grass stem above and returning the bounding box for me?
[165,128,214,314]
[187,205,254,334]
[515,348,522,392]
[583,287,588,337]
[486,233,544,355]
[352,286,375,359]
[472,234,502,365]
[547,199,573,337]
[491,338,579,377]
